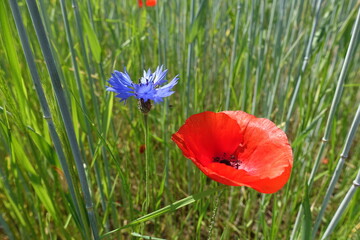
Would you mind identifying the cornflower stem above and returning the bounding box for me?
[144,114,150,211]
[24,0,100,238]
[314,103,360,238]
[207,189,223,240]
[321,169,360,239]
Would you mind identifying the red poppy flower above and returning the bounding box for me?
[138,0,156,7]
[171,111,293,194]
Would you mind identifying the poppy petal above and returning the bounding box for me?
[172,111,243,165]
[224,111,293,177]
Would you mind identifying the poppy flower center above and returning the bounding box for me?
[213,143,246,170]
[213,153,243,170]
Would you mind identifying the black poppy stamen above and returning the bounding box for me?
[220,160,231,166]
[213,153,242,170]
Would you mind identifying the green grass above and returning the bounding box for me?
[1,0,360,239]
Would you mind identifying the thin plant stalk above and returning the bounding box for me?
[225,0,241,110]
[185,0,195,118]
[308,5,360,190]
[291,5,360,239]
[251,0,265,115]
[313,103,360,237]
[185,0,195,194]
[71,0,101,122]
[24,0,99,238]
[267,0,285,118]
[207,189,223,240]
[59,0,109,229]
[288,0,323,237]
[144,114,150,211]
[321,168,360,239]
[156,1,171,191]
[285,0,323,132]
[7,0,89,237]
[242,0,255,111]
[73,0,111,230]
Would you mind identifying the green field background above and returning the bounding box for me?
[0,0,359,239]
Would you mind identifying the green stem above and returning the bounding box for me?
[144,114,150,211]
[8,0,88,237]
[225,0,241,110]
[24,0,99,238]
[251,0,265,115]
[291,4,360,239]
[321,170,360,239]
[70,0,109,229]
[285,0,323,132]
[185,0,195,194]
[308,6,360,190]
[314,103,360,237]
[266,0,285,118]
[207,189,223,240]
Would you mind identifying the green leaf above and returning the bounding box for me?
[131,232,166,240]
[187,0,208,43]
[82,14,101,63]
[101,186,226,239]
[302,184,312,240]
[12,138,57,219]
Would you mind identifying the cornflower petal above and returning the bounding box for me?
[106,66,178,105]
[134,83,157,102]
[152,65,168,86]
[113,69,133,86]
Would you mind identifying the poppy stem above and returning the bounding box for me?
[208,189,223,240]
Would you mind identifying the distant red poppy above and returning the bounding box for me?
[138,0,156,7]
[139,144,146,154]
[171,111,293,194]
[322,158,329,164]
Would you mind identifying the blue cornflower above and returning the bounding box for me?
[106,65,179,105]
